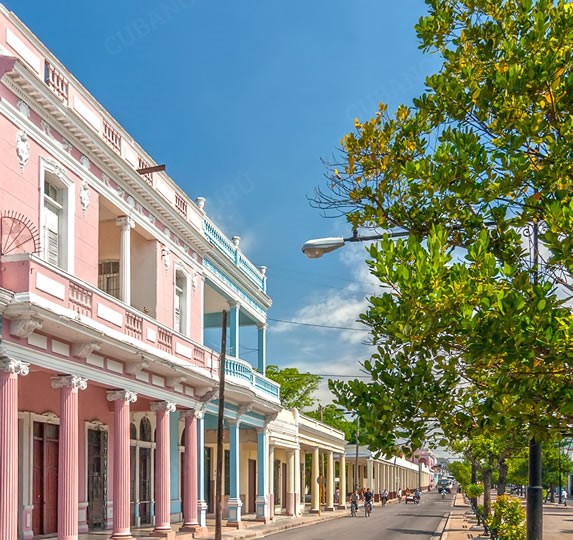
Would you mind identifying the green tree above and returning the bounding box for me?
[315,0,573,531]
[306,404,357,441]
[448,460,472,487]
[265,365,322,410]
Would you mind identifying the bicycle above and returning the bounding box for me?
[364,500,372,517]
[350,501,358,517]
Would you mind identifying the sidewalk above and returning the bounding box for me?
[442,492,573,540]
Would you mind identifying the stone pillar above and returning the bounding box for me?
[268,445,275,519]
[256,323,267,374]
[196,413,208,528]
[116,216,134,304]
[326,451,334,511]
[227,420,243,527]
[151,401,176,533]
[255,428,269,522]
[228,302,240,357]
[310,447,320,513]
[294,448,301,516]
[0,356,28,540]
[338,454,347,509]
[299,450,306,508]
[52,375,87,540]
[367,458,374,491]
[107,390,137,539]
[180,410,206,535]
[286,450,295,516]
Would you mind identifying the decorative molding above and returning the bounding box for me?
[116,215,134,230]
[60,138,72,153]
[10,316,42,338]
[166,375,185,388]
[80,154,90,170]
[51,375,88,391]
[265,412,279,424]
[195,196,205,210]
[17,99,29,118]
[106,390,137,403]
[125,357,149,376]
[197,387,218,402]
[150,401,176,413]
[40,119,51,136]
[16,130,29,170]
[72,341,101,358]
[179,408,201,420]
[79,179,90,215]
[0,354,29,376]
[161,246,170,271]
[232,236,240,248]
[43,157,69,184]
[237,403,253,419]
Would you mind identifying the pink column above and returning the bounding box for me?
[52,376,87,540]
[0,355,29,540]
[151,401,175,532]
[107,390,137,539]
[180,410,199,530]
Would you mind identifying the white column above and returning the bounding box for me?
[286,450,296,516]
[294,448,301,516]
[116,216,134,304]
[339,454,346,509]
[310,447,320,513]
[268,445,275,519]
[326,451,334,511]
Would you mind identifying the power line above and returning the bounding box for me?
[268,317,370,332]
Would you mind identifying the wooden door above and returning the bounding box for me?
[248,459,256,513]
[87,429,107,530]
[32,422,59,535]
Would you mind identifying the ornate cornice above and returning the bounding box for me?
[72,341,101,358]
[107,390,137,403]
[10,315,42,338]
[150,401,176,413]
[51,374,88,390]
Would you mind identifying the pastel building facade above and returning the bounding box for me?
[0,4,285,539]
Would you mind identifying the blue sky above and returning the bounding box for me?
[5,0,441,404]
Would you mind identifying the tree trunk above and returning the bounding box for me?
[497,459,508,495]
[482,468,492,520]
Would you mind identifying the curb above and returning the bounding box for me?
[437,512,452,540]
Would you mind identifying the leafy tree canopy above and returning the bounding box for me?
[318,0,573,456]
[265,364,322,410]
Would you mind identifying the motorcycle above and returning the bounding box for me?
[440,489,447,499]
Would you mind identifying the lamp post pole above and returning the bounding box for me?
[558,439,562,505]
[354,417,360,491]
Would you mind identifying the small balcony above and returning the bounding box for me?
[0,254,280,404]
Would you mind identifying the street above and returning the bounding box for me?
[266,491,452,539]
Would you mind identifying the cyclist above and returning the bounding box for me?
[381,488,389,506]
[364,487,374,516]
[350,490,359,516]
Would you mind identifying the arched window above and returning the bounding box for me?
[130,422,137,440]
[140,417,152,442]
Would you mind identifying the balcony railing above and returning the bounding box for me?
[1,254,279,403]
[203,218,267,292]
[44,61,69,104]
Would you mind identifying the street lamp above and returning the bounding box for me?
[302,230,409,259]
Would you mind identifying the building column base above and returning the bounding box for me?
[325,505,335,511]
[255,495,270,522]
[226,497,243,528]
[180,524,209,537]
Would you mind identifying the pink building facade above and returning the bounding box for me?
[0,5,282,539]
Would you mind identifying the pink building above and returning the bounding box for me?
[0,5,282,539]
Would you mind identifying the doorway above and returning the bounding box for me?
[248,459,256,513]
[32,421,59,535]
[87,428,107,530]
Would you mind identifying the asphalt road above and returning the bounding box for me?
[266,491,453,539]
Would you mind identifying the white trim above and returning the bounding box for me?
[35,271,66,300]
[39,155,75,274]
[6,28,42,74]
[4,341,201,407]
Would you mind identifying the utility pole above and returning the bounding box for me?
[527,221,542,540]
[215,310,227,540]
[354,417,360,491]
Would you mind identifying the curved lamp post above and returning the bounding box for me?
[302,230,408,259]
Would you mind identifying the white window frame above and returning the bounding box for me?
[174,264,190,336]
[39,157,75,273]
